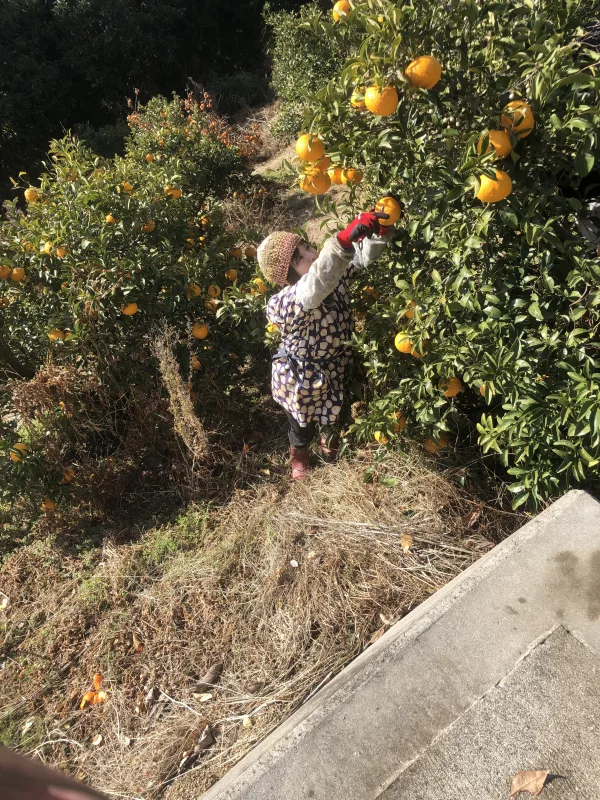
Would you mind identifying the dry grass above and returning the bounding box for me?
[0,450,522,799]
[152,324,210,466]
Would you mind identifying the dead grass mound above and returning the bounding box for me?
[0,451,521,799]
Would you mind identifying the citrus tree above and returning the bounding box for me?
[0,94,271,511]
[296,0,600,507]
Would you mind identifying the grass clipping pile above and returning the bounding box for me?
[1,452,519,798]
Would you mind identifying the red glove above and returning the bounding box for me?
[337,211,390,250]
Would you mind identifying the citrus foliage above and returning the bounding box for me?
[300,0,600,507]
[0,94,272,508]
[265,1,350,141]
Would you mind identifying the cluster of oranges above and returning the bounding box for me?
[295,134,364,195]
[322,5,537,205]
[294,54,444,195]
[475,100,535,202]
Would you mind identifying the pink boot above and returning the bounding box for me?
[290,447,310,481]
[320,433,340,462]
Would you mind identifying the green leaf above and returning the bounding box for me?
[499,210,518,229]
[575,150,595,177]
[528,302,544,321]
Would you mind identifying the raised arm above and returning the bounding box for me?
[352,227,394,270]
[295,235,354,311]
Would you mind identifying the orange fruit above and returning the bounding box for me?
[10,443,29,462]
[477,130,512,159]
[424,434,449,454]
[411,339,429,358]
[48,329,65,341]
[405,55,442,89]
[142,220,156,233]
[207,284,221,298]
[476,170,513,203]
[440,376,462,397]
[296,134,325,163]
[333,0,351,22]
[121,302,139,315]
[186,284,201,298]
[229,247,243,258]
[205,299,217,312]
[192,322,209,339]
[61,467,75,483]
[394,332,413,353]
[364,85,398,116]
[327,166,344,185]
[164,185,182,199]
[375,196,402,225]
[374,431,388,444]
[191,356,201,371]
[341,168,363,186]
[43,241,53,255]
[106,214,118,224]
[392,411,406,432]
[56,247,67,258]
[501,100,534,138]
[122,181,133,192]
[267,322,279,334]
[24,188,39,203]
[0,266,11,279]
[245,245,257,258]
[300,169,331,195]
[41,498,56,512]
[405,300,417,319]
[314,156,331,172]
[145,153,154,162]
[10,268,24,282]
[225,269,238,281]
[252,278,267,294]
[351,86,366,108]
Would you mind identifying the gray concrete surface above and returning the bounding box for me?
[382,627,600,799]
[169,490,600,800]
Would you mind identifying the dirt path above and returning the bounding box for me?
[252,142,296,177]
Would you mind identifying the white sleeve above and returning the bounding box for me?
[352,227,395,270]
[295,235,354,311]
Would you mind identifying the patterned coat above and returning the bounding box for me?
[266,231,392,427]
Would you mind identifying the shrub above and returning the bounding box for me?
[0,0,274,201]
[0,93,272,511]
[265,1,347,141]
[297,0,600,507]
[209,71,273,116]
[72,120,130,159]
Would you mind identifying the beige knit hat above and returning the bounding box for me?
[257,232,302,287]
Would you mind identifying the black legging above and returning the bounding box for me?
[287,412,316,449]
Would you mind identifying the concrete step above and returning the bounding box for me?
[171,490,600,800]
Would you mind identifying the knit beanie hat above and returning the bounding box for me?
[257,232,302,287]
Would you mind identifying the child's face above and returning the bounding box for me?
[290,242,318,280]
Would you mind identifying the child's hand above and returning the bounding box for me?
[337,212,390,249]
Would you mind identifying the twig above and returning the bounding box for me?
[26,738,84,756]
[158,689,203,717]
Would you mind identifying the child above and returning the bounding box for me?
[257,210,393,480]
